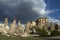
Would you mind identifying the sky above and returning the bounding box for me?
[0,0,60,24]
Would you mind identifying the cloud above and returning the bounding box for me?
[0,0,59,23]
[48,17,60,23]
[2,0,50,15]
[31,0,59,16]
[0,0,40,23]
[32,0,46,15]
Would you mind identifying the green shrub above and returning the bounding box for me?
[51,30,60,36]
[37,29,48,37]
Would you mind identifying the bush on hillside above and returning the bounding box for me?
[51,30,60,36]
[37,29,48,37]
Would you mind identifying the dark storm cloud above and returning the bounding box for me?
[0,0,39,23]
[0,0,59,23]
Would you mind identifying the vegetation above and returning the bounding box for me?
[51,30,60,36]
[37,29,48,37]
[0,33,42,40]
